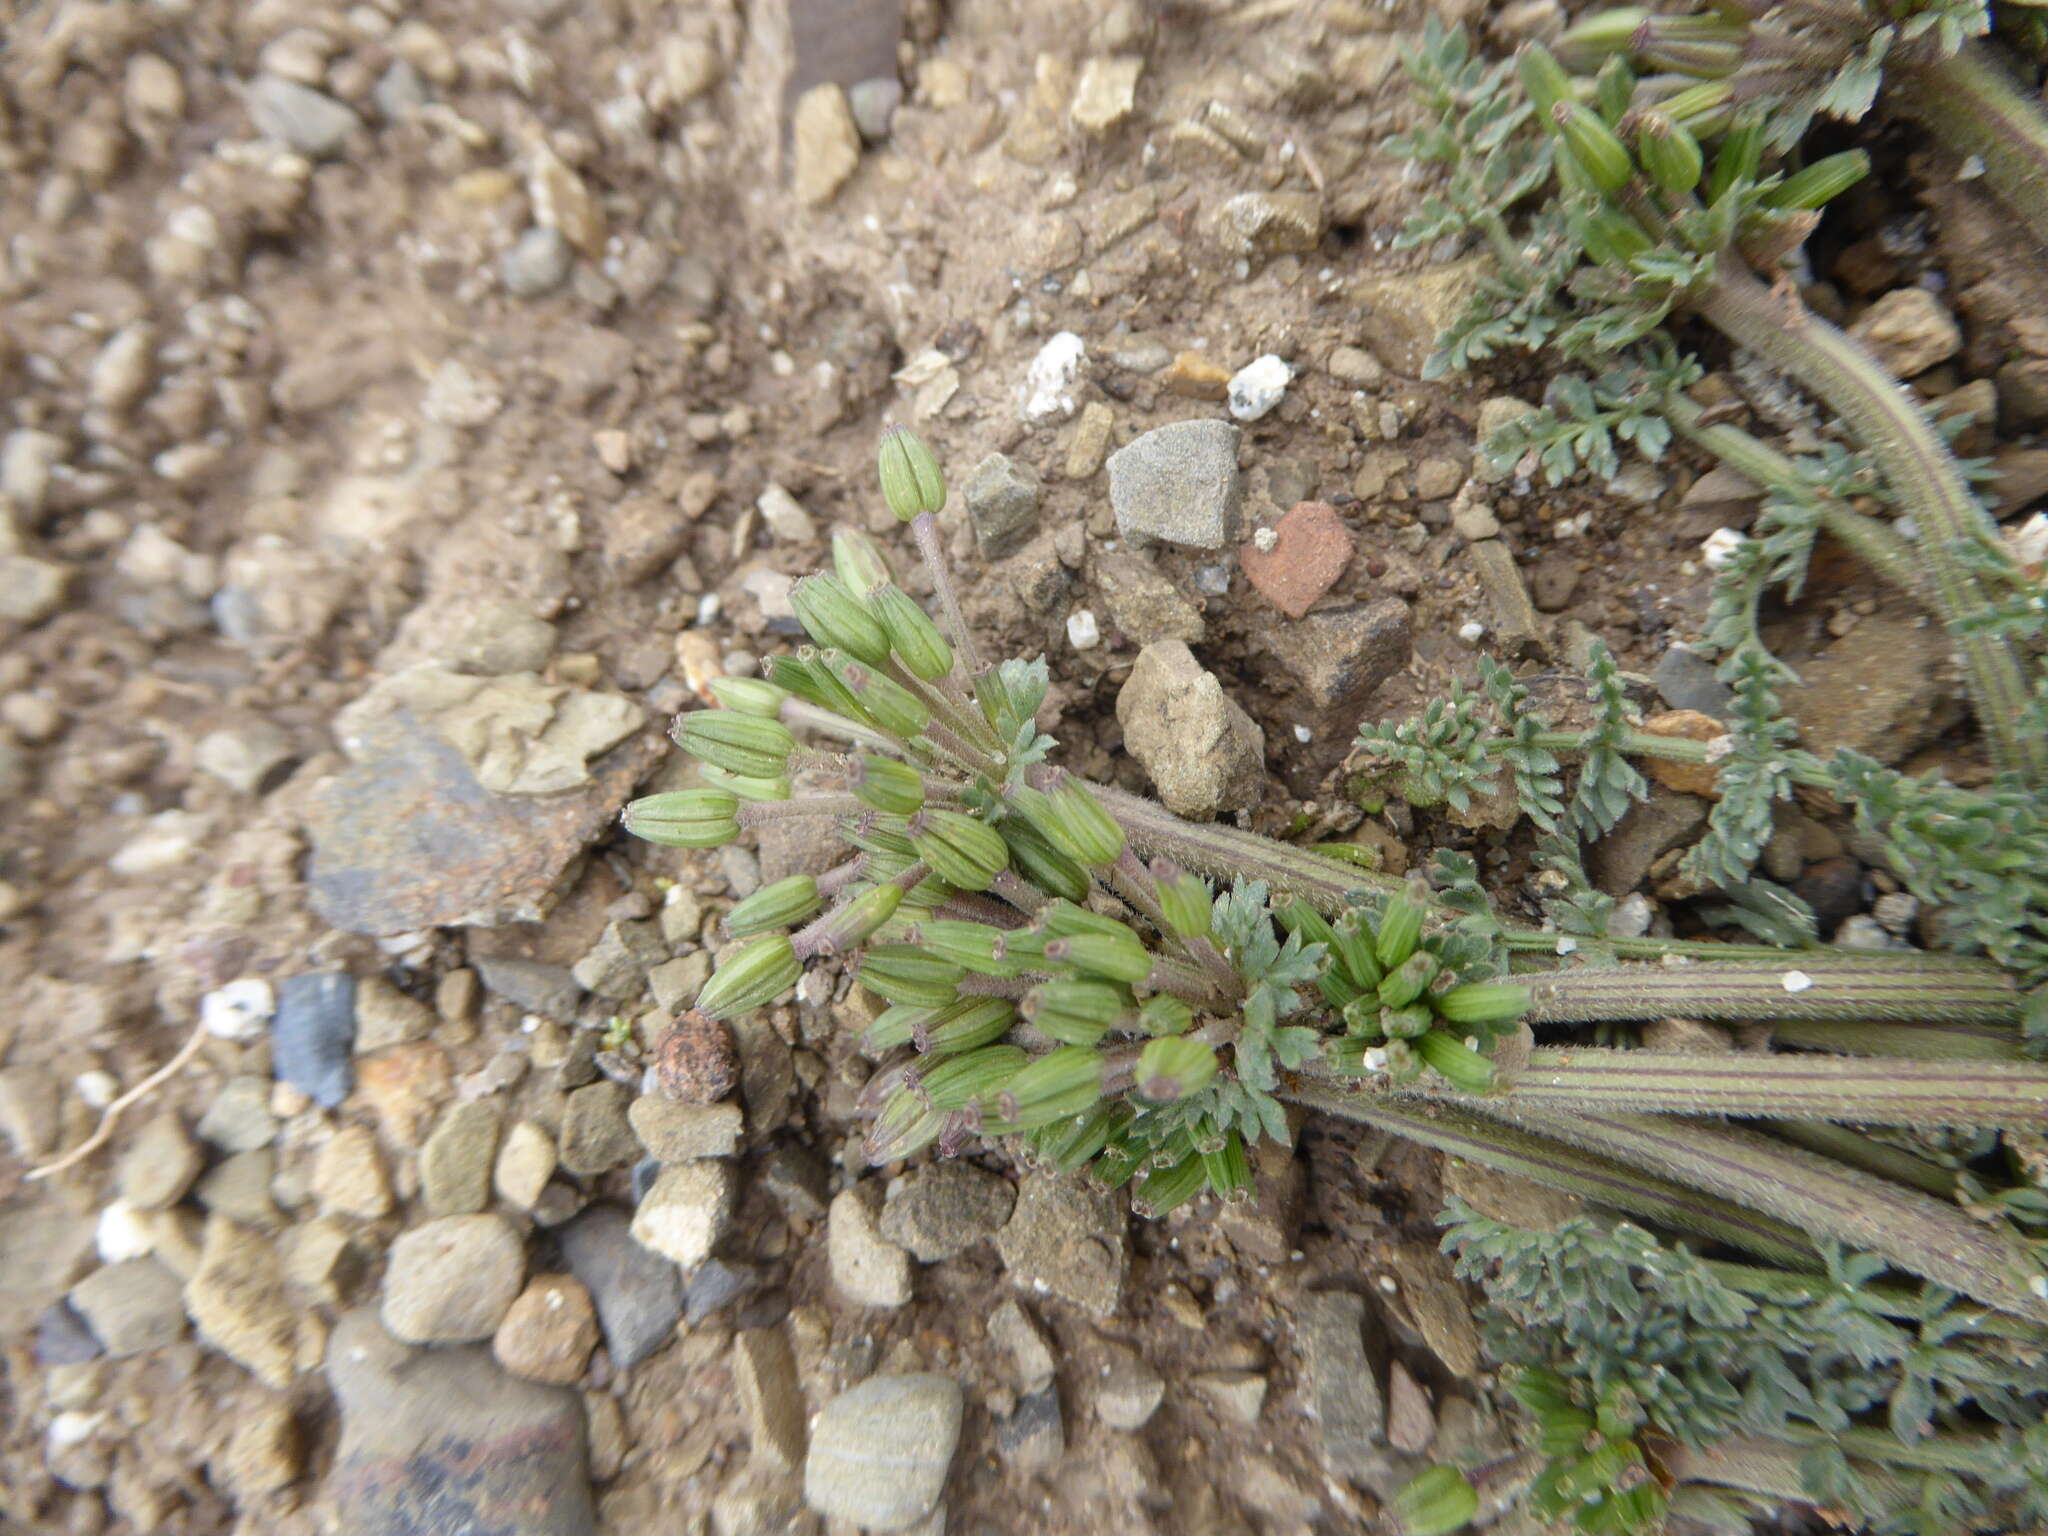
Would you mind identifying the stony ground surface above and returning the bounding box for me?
[4,1,2045,1534]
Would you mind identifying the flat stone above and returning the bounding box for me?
[313,1123,394,1220]
[1093,1350,1165,1429]
[1469,538,1545,661]
[272,972,357,1109]
[1350,257,1491,376]
[327,1308,595,1536]
[734,1324,808,1473]
[220,1399,302,1501]
[1065,401,1116,479]
[195,1147,282,1229]
[572,920,664,1000]
[1387,1361,1436,1453]
[1217,189,1325,256]
[185,1215,299,1388]
[69,1259,187,1356]
[685,1255,755,1325]
[1782,611,1962,765]
[1093,549,1204,646]
[421,1101,502,1216]
[1295,1290,1383,1477]
[353,1042,453,1148]
[793,83,862,207]
[630,1097,743,1161]
[351,975,436,1053]
[804,1373,963,1531]
[558,1206,683,1369]
[280,1217,358,1305]
[829,1185,912,1307]
[474,957,583,1022]
[1262,598,1412,711]
[877,1164,1016,1262]
[559,1083,639,1177]
[1191,1369,1268,1424]
[195,720,296,796]
[1165,351,1232,400]
[1241,501,1353,619]
[1848,287,1960,379]
[963,453,1041,559]
[1639,709,1725,797]
[994,1173,1126,1319]
[1587,786,1711,895]
[116,1113,203,1211]
[1652,645,1734,717]
[495,1120,558,1209]
[1070,54,1142,133]
[381,1215,526,1344]
[630,1162,734,1270]
[36,1302,103,1367]
[1108,420,1244,549]
[0,555,72,627]
[493,1274,600,1385]
[1385,1244,1483,1379]
[245,74,361,157]
[989,1298,1057,1394]
[1116,640,1265,821]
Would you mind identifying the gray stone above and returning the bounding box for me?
[630,1161,734,1269]
[559,1083,639,1176]
[648,952,712,1014]
[36,1302,102,1366]
[1263,598,1412,711]
[847,75,902,143]
[963,453,1041,559]
[1191,1369,1268,1424]
[1116,641,1265,820]
[989,1298,1057,1394]
[685,1256,754,1324]
[245,75,362,157]
[1108,420,1243,549]
[878,1164,1015,1263]
[734,1325,808,1473]
[1469,539,1545,661]
[69,1260,187,1356]
[1295,1290,1384,1476]
[327,1308,595,1536]
[829,1185,912,1307]
[1587,787,1711,895]
[760,1141,830,1221]
[572,920,664,1000]
[558,1206,683,1369]
[996,1386,1064,1473]
[475,957,583,1022]
[374,57,427,119]
[630,1097,742,1161]
[195,1148,281,1228]
[1093,1350,1164,1429]
[421,1101,502,1216]
[452,601,558,676]
[804,1373,963,1531]
[1651,645,1734,717]
[1093,549,1205,646]
[382,1215,526,1344]
[194,720,296,795]
[116,1113,202,1211]
[503,226,575,297]
[1784,611,1962,766]
[994,1173,1126,1318]
[271,972,357,1109]
[1847,287,1960,378]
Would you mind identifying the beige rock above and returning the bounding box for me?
[1115,641,1265,820]
[1848,287,1960,379]
[186,1216,299,1387]
[493,1274,599,1385]
[1070,55,1143,134]
[312,1124,393,1220]
[793,84,861,208]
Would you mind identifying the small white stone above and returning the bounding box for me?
[756,483,817,543]
[1457,620,1486,644]
[202,978,276,1041]
[49,1412,103,1452]
[2029,1274,2048,1300]
[74,1071,119,1109]
[1021,331,1086,422]
[1066,608,1101,650]
[1292,724,1312,744]
[1701,527,1747,570]
[97,1200,155,1262]
[696,592,722,626]
[1252,526,1279,553]
[1227,354,1291,422]
[1555,937,1578,956]
[1553,511,1592,540]
[1781,970,1813,994]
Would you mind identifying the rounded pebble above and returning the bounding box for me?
[804,1373,963,1531]
[381,1215,525,1343]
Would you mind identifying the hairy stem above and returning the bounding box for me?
[1690,261,2046,783]
[1095,782,1402,905]
[1770,1018,2028,1061]
[1759,1119,1959,1200]
[1522,952,2020,1025]
[1902,41,2048,258]
[910,511,982,674]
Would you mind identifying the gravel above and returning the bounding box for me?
[804,1373,964,1531]
[381,1215,527,1344]
[1108,420,1244,549]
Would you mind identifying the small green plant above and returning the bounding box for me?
[623,430,2048,1529]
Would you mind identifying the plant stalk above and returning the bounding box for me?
[1762,1118,1961,1199]
[1770,1018,2027,1061]
[1522,952,2019,1025]
[1901,41,2048,258]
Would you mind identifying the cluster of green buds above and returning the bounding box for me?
[1513,1368,1669,1535]
[621,428,1532,1217]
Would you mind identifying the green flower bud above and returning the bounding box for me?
[1570,203,1655,267]
[916,1044,1025,1111]
[1706,106,1766,203]
[832,526,895,596]
[1657,77,1732,136]
[1377,950,1442,1010]
[1090,1138,1147,1190]
[1340,995,1387,1040]
[1131,1154,1208,1219]
[1138,995,1193,1037]
[724,874,822,937]
[1553,101,1635,193]
[770,652,860,720]
[921,996,1018,1055]
[1762,149,1870,211]
[694,934,800,1019]
[1280,898,1340,949]
[1535,1406,1599,1457]
[796,881,902,958]
[1332,913,1385,991]
[910,808,1010,892]
[1045,778,1125,867]
[863,1003,936,1055]
[1150,861,1213,939]
[823,652,929,738]
[1021,979,1128,1045]
[1382,1003,1436,1041]
[1510,1366,1578,1419]
[623,789,740,848]
[877,425,947,522]
[706,676,789,718]
[864,1088,945,1165]
[989,1082,1105,1134]
[1040,899,1134,943]
[1636,15,1744,75]
[1375,891,1427,970]
[1200,1132,1252,1203]
[696,763,792,802]
[910,920,1032,977]
[1553,7,1646,72]
[1033,1102,1116,1172]
[1044,930,1152,985]
[873,586,953,682]
[1136,1036,1217,1103]
[1435,982,1533,1027]
[1319,967,1366,1010]
[857,944,967,1008]
[1593,53,1634,125]
[998,818,1092,904]
[999,1045,1105,1114]
[1389,1466,1480,1536]
[1635,112,1702,195]
[1415,1028,1499,1093]
[1515,42,1576,122]
[671,710,797,780]
[850,754,925,816]
[792,573,891,667]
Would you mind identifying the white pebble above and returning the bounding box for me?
[1457,620,1486,644]
[97,1200,155,1262]
[74,1070,119,1109]
[1252,526,1279,553]
[1292,724,1312,744]
[1701,527,1747,570]
[1227,354,1292,422]
[49,1412,104,1452]
[1066,608,1101,650]
[202,977,276,1041]
[1780,970,1813,994]
[1553,511,1592,540]
[1021,331,1086,422]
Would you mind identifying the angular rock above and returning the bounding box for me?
[1587,787,1711,895]
[793,83,862,207]
[1109,420,1243,550]
[474,957,583,1022]
[558,1206,683,1369]
[1783,611,1962,765]
[963,453,1041,559]
[421,1101,502,1216]
[995,1173,1126,1318]
[734,1324,808,1473]
[493,1275,600,1386]
[313,1123,394,1220]
[186,1216,299,1388]
[327,1308,595,1536]
[272,972,356,1109]
[117,1113,202,1211]
[69,1259,187,1357]
[1848,287,1960,379]
[878,1164,1016,1263]
[219,1399,302,1500]
[1116,641,1265,820]
[1469,538,1545,661]
[989,1298,1057,1395]
[196,1148,282,1229]
[1241,501,1353,619]
[829,1185,912,1307]
[351,974,436,1053]
[997,1385,1065,1473]
[245,75,361,157]
[382,1215,526,1344]
[1350,258,1490,376]
[502,226,574,298]
[1093,549,1204,645]
[495,1119,558,1209]
[804,1373,963,1531]
[1263,598,1412,711]
[629,1097,743,1162]
[1387,1361,1435,1453]
[1385,1244,1483,1379]
[1295,1290,1383,1476]
[1652,644,1734,717]
[1070,54,1142,134]
[559,1083,639,1177]
[630,1162,734,1270]
[1191,1369,1268,1425]
[1093,1350,1164,1429]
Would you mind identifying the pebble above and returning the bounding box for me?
[650,1011,737,1103]
[1227,354,1292,422]
[804,1373,964,1531]
[382,1215,526,1343]
[1295,1291,1383,1477]
[686,1255,754,1323]
[1,429,65,517]
[68,1259,187,1357]
[1021,332,1086,423]
[559,1205,684,1369]
[97,1199,156,1262]
[630,1161,734,1269]
[271,972,357,1109]
[494,1119,558,1209]
[994,1173,1127,1318]
[1218,189,1326,255]
[989,1298,1057,1394]
[1191,1368,1268,1424]
[1066,608,1101,650]
[629,1097,742,1161]
[829,1185,914,1309]
[1386,1243,1484,1378]
[1093,1350,1165,1429]
[1652,644,1735,717]
[0,555,70,627]
[1108,419,1244,549]
[1094,549,1205,645]
[1164,351,1231,399]
[279,1218,354,1305]
[1066,401,1116,479]
[848,75,902,143]
[1070,54,1142,133]
[734,1324,809,1472]
[963,452,1042,557]
[756,483,818,544]
[502,226,574,297]
[474,957,583,1022]
[1848,287,1961,379]
[312,1124,394,1220]
[1872,892,1919,934]
[186,1215,299,1387]
[327,1308,595,1536]
[997,1386,1065,1472]
[793,83,863,207]
[1328,345,1385,387]
[559,1082,640,1176]
[196,1148,283,1229]
[1387,1361,1437,1454]
[877,1164,1016,1263]
[1264,598,1413,711]
[421,1100,501,1215]
[493,1274,600,1385]
[37,1302,103,1367]
[116,1113,203,1211]
[194,720,295,796]
[1240,501,1353,619]
[220,1399,302,1500]
[1116,640,1266,821]
[244,74,361,157]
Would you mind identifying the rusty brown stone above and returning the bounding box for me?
[654,1011,739,1104]
[1640,709,1724,798]
[1240,501,1353,620]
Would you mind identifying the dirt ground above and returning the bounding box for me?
[3,1,2039,1533]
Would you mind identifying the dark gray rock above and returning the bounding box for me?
[1587,787,1711,895]
[327,1308,595,1536]
[996,1386,1064,1473]
[686,1257,755,1323]
[1262,599,1412,711]
[272,972,356,1109]
[878,1164,1015,1263]
[557,1206,682,1369]
[1108,419,1243,549]
[963,454,1041,558]
[1651,644,1734,717]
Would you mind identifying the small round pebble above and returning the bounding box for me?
[804,1373,963,1531]
[381,1215,525,1344]
[493,1274,600,1385]
[502,226,573,297]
